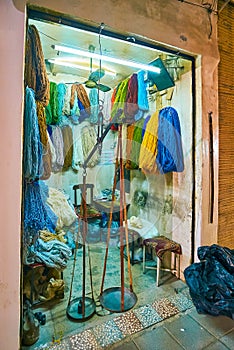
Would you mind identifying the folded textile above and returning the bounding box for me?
[30,238,72,270]
[39,229,67,243]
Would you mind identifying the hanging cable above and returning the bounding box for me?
[177,0,218,38]
[177,0,217,13]
[207,6,213,39]
[97,23,105,154]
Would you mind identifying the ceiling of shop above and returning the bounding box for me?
[29,19,189,89]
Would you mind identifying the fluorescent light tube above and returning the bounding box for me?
[48,59,92,71]
[48,58,116,76]
[52,44,161,74]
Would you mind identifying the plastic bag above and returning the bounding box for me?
[184,244,234,319]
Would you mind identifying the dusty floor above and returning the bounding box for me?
[22,231,192,349]
[21,231,234,350]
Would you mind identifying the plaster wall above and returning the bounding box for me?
[0,2,25,350]
[0,0,219,348]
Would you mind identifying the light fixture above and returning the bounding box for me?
[48,58,116,77]
[52,44,161,74]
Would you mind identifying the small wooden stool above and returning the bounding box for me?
[142,236,182,287]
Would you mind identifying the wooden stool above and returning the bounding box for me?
[142,236,182,287]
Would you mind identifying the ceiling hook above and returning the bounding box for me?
[127,36,136,43]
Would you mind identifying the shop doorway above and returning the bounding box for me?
[21,8,195,348]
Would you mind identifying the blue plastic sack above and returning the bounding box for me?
[184,244,234,319]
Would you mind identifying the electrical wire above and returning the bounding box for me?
[177,0,217,38]
[207,6,213,39]
[177,0,218,13]
[97,23,105,151]
[38,30,58,41]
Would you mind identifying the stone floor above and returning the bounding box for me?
[22,238,234,350]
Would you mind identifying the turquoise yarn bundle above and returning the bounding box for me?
[57,83,67,118]
[89,88,99,123]
[23,180,58,244]
[23,86,43,181]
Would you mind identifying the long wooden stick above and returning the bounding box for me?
[208,112,214,224]
[81,174,88,317]
[100,134,120,294]
[118,125,125,311]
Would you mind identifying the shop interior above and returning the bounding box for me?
[21,11,195,348]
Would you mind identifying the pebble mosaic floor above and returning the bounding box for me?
[35,291,194,350]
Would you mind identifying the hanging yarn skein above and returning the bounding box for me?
[156,106,184,174]
[25,25,50,107]
[23,180,58,248]
[36,101,52,180]
[139,111,159,174]
[23,87,43,181]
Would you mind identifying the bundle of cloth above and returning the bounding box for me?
[26,238,72,270]
[46,187,77,230]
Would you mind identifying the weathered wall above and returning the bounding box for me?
[0,2,25,350]
[218,0,234,248]
[0,0,220,348]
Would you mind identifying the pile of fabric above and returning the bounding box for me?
[26,238,72,270]
[23,180,75,267]
[46,187,77,230]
